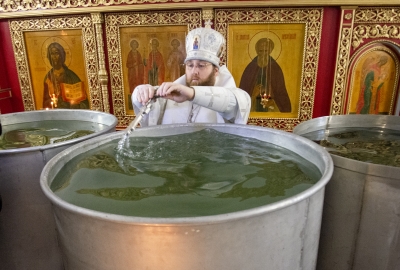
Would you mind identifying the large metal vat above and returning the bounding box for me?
[293,115,400,270]
[0,109,118,270]
[40,123,333,270]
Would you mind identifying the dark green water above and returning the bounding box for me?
[301,127,400,167]
[52,129,321,218]
[0,120,107,150]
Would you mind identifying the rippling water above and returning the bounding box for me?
[52,129,321,217]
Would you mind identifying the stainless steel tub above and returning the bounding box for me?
[293,115,400,270]
[40,123,333,270]
[0,109,118,270]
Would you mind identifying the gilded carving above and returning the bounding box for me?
[354,7,400,23]
[344,13,353,20]
[92,12,110,113]
[353,25,400,49]
[331,28,353,115]
[202,8,214,21]
[352,8,400,50]
[91,12,104,24]
[330,8,355,115]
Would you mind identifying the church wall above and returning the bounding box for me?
[0,1,398,129]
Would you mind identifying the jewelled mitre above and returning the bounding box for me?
[185,25,225,66]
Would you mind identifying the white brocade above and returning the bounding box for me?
[132,65,250,126]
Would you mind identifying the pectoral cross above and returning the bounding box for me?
[51,94,58,108]
[260,93,271,108]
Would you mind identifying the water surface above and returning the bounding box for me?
[0,120,108,150]
[52,129,321,217]
[301,127,400,167]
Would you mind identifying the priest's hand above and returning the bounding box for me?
[156,82,195,103]
[134,84,158,106]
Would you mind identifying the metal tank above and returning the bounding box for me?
[293,115,400,270]
[40,123,333,270]
[0,109,118,270]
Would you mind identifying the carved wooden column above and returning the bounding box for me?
[91,13,110,113]
[330,6,357,115]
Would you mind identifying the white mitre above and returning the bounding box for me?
[184,21,225,66]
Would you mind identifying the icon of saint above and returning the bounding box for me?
[193,37,199,49]
[166,39,185,81]
[356,55,389,114]
[239,38,291,112]
[43,42,89,109]
[126,39,144,93]
[145,39,165,86]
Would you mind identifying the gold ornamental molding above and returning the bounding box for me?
[354,7,400,23]
[330,7,356,115]
[352,24,400,49]
[91,12,110,113]
[2,1,400,19]
[91,12,104,24]
[352,8,400,49]
[202,8,214,22]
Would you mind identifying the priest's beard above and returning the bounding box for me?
[186,70,216,87]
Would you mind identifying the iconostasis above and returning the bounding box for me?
[0,2,399,130]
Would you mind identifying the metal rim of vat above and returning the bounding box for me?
[0,109,118,155]
[40,123,334,226]
[293,114,400,179]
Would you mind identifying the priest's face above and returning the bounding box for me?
[185,60,219,87]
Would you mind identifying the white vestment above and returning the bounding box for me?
[131,65,250,126]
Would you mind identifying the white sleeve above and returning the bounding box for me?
[191,86,238,122]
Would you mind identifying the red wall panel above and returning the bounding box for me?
[313,7,341,118]
[0,20,24,113]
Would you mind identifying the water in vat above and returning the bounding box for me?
[51,128,321,217]
[0,120,108,150]
[300,127,400,167]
